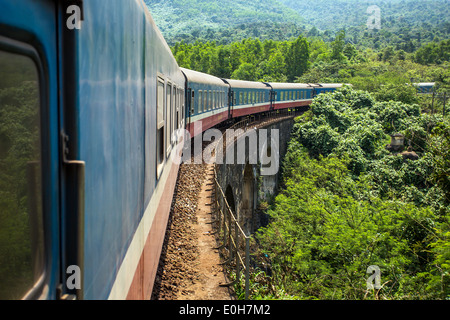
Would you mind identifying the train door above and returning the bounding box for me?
[0,0,61,299]
[228,90,234,119]
[0,0,86,300]
[270,91,277,111]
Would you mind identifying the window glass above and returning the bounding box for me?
[0,50,44,299]
[157,80,164,128]
[166,83,172,155]
[198,90,202,113]
[157,78,165,174]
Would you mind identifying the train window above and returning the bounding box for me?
[213,90,216,109]
[0,49,44,299]
[175,87,179,130]
[208,90,212,110]
[166,83,172,156]
[173,87,177,143]
[181,89,185,126]
[239,92,243,105]
[157,78,165,176]
[198,90,203,113]
[203,91,207,112]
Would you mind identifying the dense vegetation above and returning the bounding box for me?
[144,0,305,45]
[0,52,42,299]
[171,33,449,114]
[250,87,449,300]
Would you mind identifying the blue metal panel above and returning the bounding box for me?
[76,0,184,299]
[77,0,147,299]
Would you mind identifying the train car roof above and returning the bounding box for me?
[181,68,228,87]
[413,82,436,86]
[318,83,348,88]
[266,82,315,89]
[222,78,270,89]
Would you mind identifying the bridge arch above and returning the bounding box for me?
[241,163,255,234]
[225,184,236,215]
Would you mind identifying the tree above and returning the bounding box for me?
[285,35,310,82]
[330,30,346,62]
[231,62,258,81]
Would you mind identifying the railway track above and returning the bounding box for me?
[151,111,301,300]
[151,146,233,300]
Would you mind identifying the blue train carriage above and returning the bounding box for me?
[0,0,185,300]
[182,67,230,137]
[413,82,436,94]
[266,82,315,110]
[76,0,186,300]
[222,79,272,118]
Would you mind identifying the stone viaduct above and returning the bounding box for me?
[214,117,295,235]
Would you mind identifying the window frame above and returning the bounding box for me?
[0,35,50,300]
[156,75,165,178]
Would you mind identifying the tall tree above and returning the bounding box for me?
[285,35,310,82]
[330,30,346,62]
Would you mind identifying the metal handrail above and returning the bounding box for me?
[210,107,301,300]
[213,166,251,300]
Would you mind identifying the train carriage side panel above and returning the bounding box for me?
[76,0,184,300]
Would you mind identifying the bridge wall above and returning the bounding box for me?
[215,118,295,234]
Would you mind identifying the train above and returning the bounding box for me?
[182,67,345,137]
[0,0,345,300]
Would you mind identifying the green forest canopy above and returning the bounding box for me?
[252,87,450,300]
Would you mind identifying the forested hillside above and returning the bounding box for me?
[145,0,449,48]
[144,0,305,45]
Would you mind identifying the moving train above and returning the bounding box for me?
[0,0,344,300]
